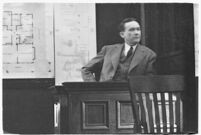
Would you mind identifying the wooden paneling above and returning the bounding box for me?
[53,78,197,134]
[60,82,134,134]
[68,92,133,134]
[3,79,55,134]
[82,101,109,129]
[117,101,133,129]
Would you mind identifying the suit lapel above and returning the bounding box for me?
[111,44,124,72]
[128,45,145,73]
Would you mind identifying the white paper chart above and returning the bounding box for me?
[3,3,54,78]
[54,4,97,85]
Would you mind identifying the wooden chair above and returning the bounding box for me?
[128,75,184,134]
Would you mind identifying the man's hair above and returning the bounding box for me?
[118,18,140,32]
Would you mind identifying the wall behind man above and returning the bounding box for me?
[96,3,195,76]
[144,4,196,131]
[96,4,141,52]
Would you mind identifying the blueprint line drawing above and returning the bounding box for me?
[3,11,35,65]
[55,4,97,84]
[3,4,54,78]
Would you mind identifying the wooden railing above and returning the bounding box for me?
[51,75,198,134]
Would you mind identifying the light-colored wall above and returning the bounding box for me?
[3,3,97,85]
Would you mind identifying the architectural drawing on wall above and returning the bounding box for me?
[3,3,54,78]
[55,3,97,84]
[3,11,34,65]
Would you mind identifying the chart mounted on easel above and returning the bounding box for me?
[3,3,54,78]
[3,3,97,83]
[54,3,97,85]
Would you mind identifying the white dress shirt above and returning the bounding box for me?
[124,43,137,56]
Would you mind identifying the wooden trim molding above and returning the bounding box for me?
[3,78,55,89]
[62,82,129,92]
[117,101,134,129]
[82,101,109,130]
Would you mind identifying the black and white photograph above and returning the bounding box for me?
[2,1,199,134]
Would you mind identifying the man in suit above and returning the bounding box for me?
[81,18,157,82]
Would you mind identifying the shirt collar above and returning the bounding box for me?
[124,43,137,56]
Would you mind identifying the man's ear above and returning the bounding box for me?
[119,31,124,38]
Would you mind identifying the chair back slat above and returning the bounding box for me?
[128,75,184,134]
[130,93,141,133]
[175,93,181,133]
[145,93,154,133]
[168,92,174,133]
[153,93,161,133]
[180,96,183,132]
[161,93,167,133]
[138,93,148,133]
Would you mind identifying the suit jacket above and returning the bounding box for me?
[81,43,157,82]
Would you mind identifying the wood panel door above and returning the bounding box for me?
[67,91,134,134]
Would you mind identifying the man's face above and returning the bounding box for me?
[120,21,141,46]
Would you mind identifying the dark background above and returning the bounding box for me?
[96,3,195,76]
[3,3,197,133]
[96,4,196,133]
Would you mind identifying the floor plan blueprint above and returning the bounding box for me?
[3,3,54,78]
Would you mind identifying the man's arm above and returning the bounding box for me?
[145,52,157,75]
[81,46,106,82]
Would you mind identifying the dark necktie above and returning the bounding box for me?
[126,46,133,58]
